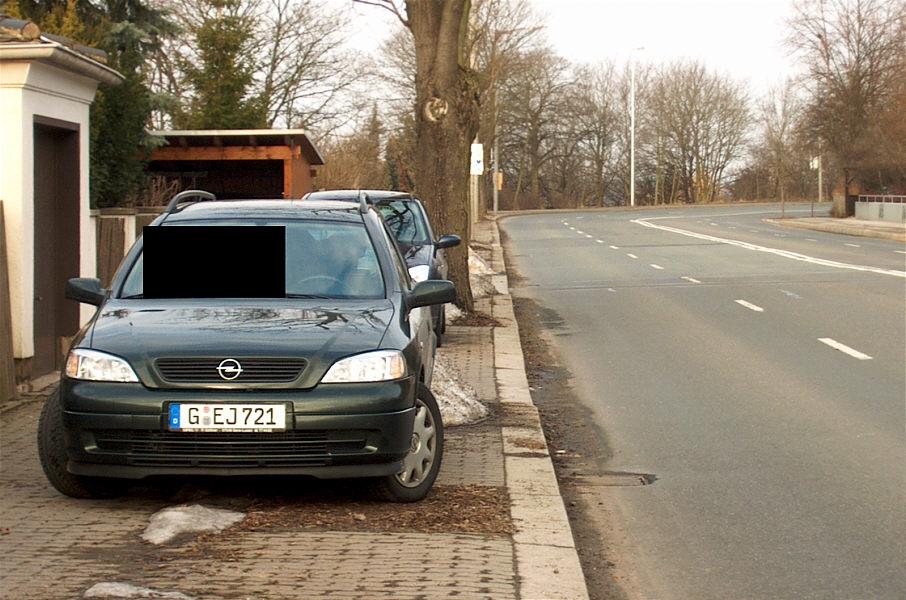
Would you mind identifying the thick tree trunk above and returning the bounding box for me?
[406,0,479,312]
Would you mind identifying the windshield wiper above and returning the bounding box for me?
[285,293,334,299]
[120,294,144,299]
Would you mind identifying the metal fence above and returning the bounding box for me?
[855,195,906,223]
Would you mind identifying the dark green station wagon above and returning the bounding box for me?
[38,191,456,502]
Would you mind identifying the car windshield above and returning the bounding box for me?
[120,219,385,299]
[377,200,431,245]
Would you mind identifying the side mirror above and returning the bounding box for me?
[436,235,461,250]
[66,278,106,306]
[406,280,456,310]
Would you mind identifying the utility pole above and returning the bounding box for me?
[492,139,499,213]
[630,46,644,207]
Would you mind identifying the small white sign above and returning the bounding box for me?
[470,143,484,175]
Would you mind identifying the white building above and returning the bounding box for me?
[1,16,122,390]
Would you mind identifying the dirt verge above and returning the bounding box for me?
[502,230,629,600]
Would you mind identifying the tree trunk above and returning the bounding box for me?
[406,0,479,312]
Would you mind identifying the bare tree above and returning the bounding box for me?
[149,0,358,130]
[357,0,480,311]
[467,0,544,211]
[649,60,750,203]
[317,105,387,189]
[759,79,804,214]
[498,47,571,208]
[573,61,619,206]
[787,0,906,212]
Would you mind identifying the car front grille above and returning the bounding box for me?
[155,358,306,383]
[92,429,368,469]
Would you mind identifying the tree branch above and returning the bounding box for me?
[353,0,409,27]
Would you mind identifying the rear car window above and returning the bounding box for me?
[377,200,431,245]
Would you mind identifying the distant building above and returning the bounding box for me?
[146,129,325,200]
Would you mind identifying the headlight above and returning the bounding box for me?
[321,350,407,383]
[408,264,430,283]
[65,349,139,382]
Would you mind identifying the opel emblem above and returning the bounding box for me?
[216,358,243,380]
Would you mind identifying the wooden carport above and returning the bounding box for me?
[147,129,324,199]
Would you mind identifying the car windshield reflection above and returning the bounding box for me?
[121,220,385,299]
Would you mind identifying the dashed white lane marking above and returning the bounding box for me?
[627,253,638,259]
[650,264,664,270]
[632,217,906,278]
[586,234,593,239]
[844,243,861,248]
[780,289,803,300]
[896,250,906,255]
[806,238,818,242]
[681,276,702,284]
[735,299,765,313]
[610,245,620,250]
[596,239,605,244]
[818,338,872,360]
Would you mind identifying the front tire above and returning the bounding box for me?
[37,387,126,499]
[371,383,443,502]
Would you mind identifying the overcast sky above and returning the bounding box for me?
[336,0,802,95]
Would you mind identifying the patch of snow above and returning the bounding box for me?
[84,582,194,599]
[470,272,498,298]
[468,248,496,275]
[468,248,499,298]
[142,504,245,545]
[432,353,488,426]
[446,303,464,321]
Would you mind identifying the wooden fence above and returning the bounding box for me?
[93,207,163,287]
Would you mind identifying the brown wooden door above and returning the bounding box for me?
[33,121,80,376]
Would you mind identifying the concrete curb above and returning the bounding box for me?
[484,217,590,600]
[765,217,906,242]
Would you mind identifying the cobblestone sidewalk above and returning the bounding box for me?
[0,218,588,600]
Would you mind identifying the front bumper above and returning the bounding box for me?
[60,378,417,480]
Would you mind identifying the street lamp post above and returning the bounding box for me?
[630,46,644,207]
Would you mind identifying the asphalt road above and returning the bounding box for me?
[500,205,905,600]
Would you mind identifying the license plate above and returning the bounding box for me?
[168,403,286,432]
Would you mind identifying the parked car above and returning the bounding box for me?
[304,190,461,345]
[38,190,456,502]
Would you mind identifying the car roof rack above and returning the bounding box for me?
[164,189,217,215]
[358,190,371,214]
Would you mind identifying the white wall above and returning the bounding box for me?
[0,59,99,360]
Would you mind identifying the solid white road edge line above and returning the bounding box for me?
[632,217,906,278]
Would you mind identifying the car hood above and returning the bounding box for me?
[83,299,395,388]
